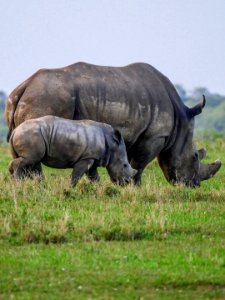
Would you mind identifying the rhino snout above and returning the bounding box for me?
[131,168,137,177]
[119,168,137,185]
[118,176,133,186]
[189,178,201,188]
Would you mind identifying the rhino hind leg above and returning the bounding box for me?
[9,158,43,180]
[129,136,166,185]
[71,158,95,187]
[26,162,43,180]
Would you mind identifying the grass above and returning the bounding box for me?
[1,240,225,299]
[0,136,225,299]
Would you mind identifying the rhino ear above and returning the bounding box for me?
[188,95,206,118]
[198,148,207,160]
[102,146,110,167]
[113,129,122,145]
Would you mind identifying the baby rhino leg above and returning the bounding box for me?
[9,158,43,180]
[9,158,22,179]
[86,162,100,182]
[9,130,45,180]
[26,163,43,179]
[71,159,95,187]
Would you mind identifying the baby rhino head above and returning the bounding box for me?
[106,130,137,185]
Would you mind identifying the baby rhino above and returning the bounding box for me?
[9,116,137,186]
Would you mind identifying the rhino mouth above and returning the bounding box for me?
[185,178,200,188]
[169,179,200,188]
[168,173,201,187]
[111,177,132,186]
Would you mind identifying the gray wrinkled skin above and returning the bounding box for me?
[5,62,221,186]
[9,116,137,186]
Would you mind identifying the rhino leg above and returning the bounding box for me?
[129,136,166,185]
[9,158,22,179]
[9,158,42,180]
[71,159,95,187]
[26,162,43,180]
[86,164,100,182]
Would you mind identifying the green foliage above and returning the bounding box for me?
[176,85,225,135]
[0,137,225,299]
[186,100,225,133]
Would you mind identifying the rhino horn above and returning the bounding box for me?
[199,160,222,181]
[188,95,206,118]
[198,148,207,160]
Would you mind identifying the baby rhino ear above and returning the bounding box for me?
[113,129,122,145]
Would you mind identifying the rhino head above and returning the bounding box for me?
[105,129,137,185]
[158,96,221,187]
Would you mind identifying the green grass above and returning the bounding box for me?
[1,241,225,300]
[0,137,225,299]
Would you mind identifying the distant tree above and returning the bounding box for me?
[192,87,210,99]
[0,90,6,110]
[190,87,224,107]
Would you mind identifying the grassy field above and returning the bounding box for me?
[0,136,225,299]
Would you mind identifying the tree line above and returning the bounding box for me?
[175,84,225,135]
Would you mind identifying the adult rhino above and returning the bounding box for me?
[5,62,221,186]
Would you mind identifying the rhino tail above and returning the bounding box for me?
[6,78,32,142]
[6,69,45,142]
[6,86,25,142]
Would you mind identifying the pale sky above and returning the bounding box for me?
[1,0,225,95]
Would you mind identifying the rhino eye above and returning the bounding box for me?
[123,164,128,168]
[193,152,199,161]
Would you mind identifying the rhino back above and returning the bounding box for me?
[71,63,177,145]
[13,68,75,127]
[12,62,185,147]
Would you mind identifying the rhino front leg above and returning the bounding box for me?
[71,159,95,187]
[86,163,100,182]
[130,136,166,186]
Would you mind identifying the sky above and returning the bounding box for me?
[1,0,225,95]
